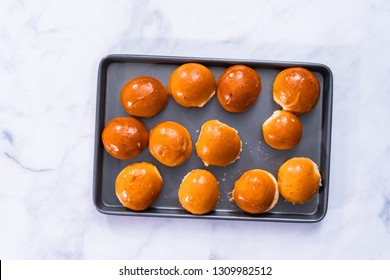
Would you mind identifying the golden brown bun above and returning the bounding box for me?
[217,65,261,113]
[178,169,220,215]
[115,162,163,211]
[231,169,279,214]
[168,63,216,107]
[262,110,302,150]
[120,76,168,118]
[273,67,320,115]
[278,157,322,204]
[196,120,242,166]
[149,121,192,167]
[101,117,148,160]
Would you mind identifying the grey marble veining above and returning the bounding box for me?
[0,0,389,259]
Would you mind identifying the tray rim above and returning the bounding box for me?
[93,54,333,223]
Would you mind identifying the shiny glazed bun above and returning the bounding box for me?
[120,76,168,118]
[168,63,217,107]
[196,120,242,166]
[101,117,149,160]
[231,169,279,214]
[278,157,322,204]
[115,162,163,211]
[262,110,303,150]
[149,121,192,167]
[217,65,262,113]
[178,169,220,215]
[273,67,320,115]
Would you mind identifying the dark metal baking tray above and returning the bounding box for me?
[93,54,332,223]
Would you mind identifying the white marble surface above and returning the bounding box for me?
[1,0,390,259]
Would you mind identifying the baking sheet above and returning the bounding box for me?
[93,54,333,222]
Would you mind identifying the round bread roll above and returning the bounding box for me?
[217,65,262,113]
[278,157,322,204]
[115,162,163,211]
[273,67,320,115]
[120,76,168,118]
[262,110,303,150]
[178,169,220,215]
[149,121,192,167]
[101,117,148,160]
[231,169,279,214]
[196,120,242,166]
[168,63,217,107]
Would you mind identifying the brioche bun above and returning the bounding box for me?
[101,117,148,160]
[168,63,216,107]
[262,110,303,150]
[278,157,322,204]
[115,162,163,211]
[217,65,261,113]
[120,76,168,118]
[149,121,192,167]
[231,169,279,214]
[196,120,242,166]
[178,169,220,215]
[273,67,320,115]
